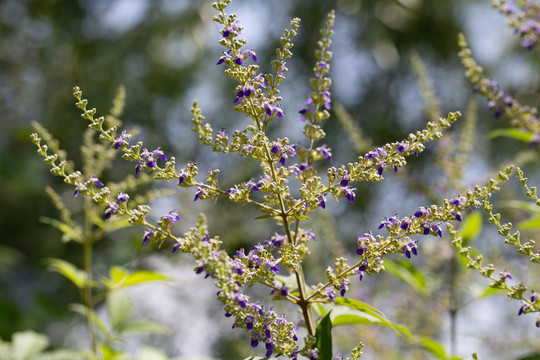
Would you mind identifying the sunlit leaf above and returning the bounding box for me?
[518,216,540,230]
[123,271,171,287]
[45,258,89,289]
[333,298,412,338]
[69,304,109,338]
[40,217,84,243]
[107,290,132,332]
[121,319,169,335]
[384,259,427,296]
[416,336,448,360]
[458,211,482,245]
[489,128,534,142]
[12,331,48,360]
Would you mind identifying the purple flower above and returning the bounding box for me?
[194,187,206,201]
[341,186,355,203]
[142,229,154,246]
[378,215,400,229]
[500,269,513,281]
[178,171,187,184]
[113,130,130,149]
[116,192,128,203]
[318,194,326,209]
[339,281,348,297]
[317,145,332,163]
[172,242,181,253]
[104,202,120,220]
[421,221,431,235]
[162,210,181,223]
[340,172,350,187]
[326,288,336,302]
[217,50,232,65]
[235,293,248,308]
[432,224,442,237]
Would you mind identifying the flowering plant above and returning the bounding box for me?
[28,0,539,359]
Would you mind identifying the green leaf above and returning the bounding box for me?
[384,259,427,296]
[518,216,540,230]
[40,217,84,243]
[416,336,448,360]
[315,312,333,360]
[36,349,86,360]
[458,211,483,245]
[489,128,534,143]
[123,271,171,287]
[294,213,310,220]
[107,289,132,332]
[120,319,169,335]
[45,258,89,289]
[136,347,170,360]
[69,304,110,338]
[254,214,274,220]
[12,331,48,360]
[333,298,412,339]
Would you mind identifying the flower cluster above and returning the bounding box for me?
[493,0,540,50]
[458,33,540,141]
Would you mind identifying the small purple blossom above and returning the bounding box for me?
[104,202,120,220]
[113,130,130,149]
[142,229,154,246]
[194,187,206,201]
[162,210,181,223]
[326,287,336,302]
[317,144,332,163]
[318,194,326,209]
[341,186,355,203]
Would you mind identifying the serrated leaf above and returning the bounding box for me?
[121,319,169,334]
[12,331,48,360]
[489,128,534,142]
[315,312,333,360]
[107,289,132,332]
[40,217,84,243]
[384,259,427,296]
[458,211,482,245]
[45,258,89,289]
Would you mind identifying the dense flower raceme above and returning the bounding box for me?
[492,0,540,50]
[458,33,540,142]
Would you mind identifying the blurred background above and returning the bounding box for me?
[1,0,539,359]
